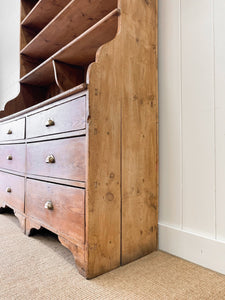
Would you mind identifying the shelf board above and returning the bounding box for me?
[20,9,120,86]
[21,0,117,60]
[21,0,71,32]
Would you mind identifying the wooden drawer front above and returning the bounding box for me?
[0,118,25,141]
[26,97,86,139]
[26,179,85,243]
[0,144,26,173]
[0,172,24,212]
[27,137,86,181]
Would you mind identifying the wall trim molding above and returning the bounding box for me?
[159,223,225,275]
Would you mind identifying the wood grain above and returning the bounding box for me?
[26,96,86,138]
[21,0,71,31]
[58,236,86,276]
[25,217,41,236]
[20,9,119,85]
[15,211,26,233]
[120,0,158,264]
[27,137,86,181]
[0,84,47,118]
[86,0,158,277]
[0,144,26,173]
[21,0,117,59]
[53,61,84,92]
[26,179,85,243]
[0,172,24,212]
[21,0,38,22]
[0,0,158,279]
[0,118,25,141]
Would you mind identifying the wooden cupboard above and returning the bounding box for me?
[0,0,158,278]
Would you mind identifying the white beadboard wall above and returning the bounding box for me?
[159,0,225,275]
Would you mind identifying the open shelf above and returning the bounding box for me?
[21,0,118,59]
[1,0,120,117]
[20,9,120,87]
[21,0,71,32]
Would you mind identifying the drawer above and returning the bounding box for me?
[27,137,86,181]
[0,144,26,173]
[0,118,25,141]
[26,96,86,139]
[0,172,24,212]
[25,179,85,243]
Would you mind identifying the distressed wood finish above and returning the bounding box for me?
[120,0,158,264]
[0,144,26,173]
[0,118,25,141]
[20,10,119,85]
[21,0,71,31]
[0,0,158,279]
[58,236,86,276]
[15,212,26,233]
[21,0,117,59]
[53,61,84,92]
[0,172,24,212]
[26,96,86,138]
[27,137,86,181]
[86,0,158,277]
[26,179,85,243]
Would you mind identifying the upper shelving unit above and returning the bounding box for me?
[0,0,120,117]
[21,0,118,60]
[20,9,119,86]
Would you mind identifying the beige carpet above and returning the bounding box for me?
[1,213,225,300]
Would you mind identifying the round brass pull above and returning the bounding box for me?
[44,201,54,210]
[6,187,12,193]
[7,129,12,135]
[45,154,55,164]
[7,155,13,160]
[45,119,55,127]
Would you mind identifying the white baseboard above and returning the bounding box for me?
[158,223,225,275]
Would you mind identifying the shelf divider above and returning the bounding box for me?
[53,61,84,91]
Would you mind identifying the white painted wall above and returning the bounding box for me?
[159,0,225,275]
[0,0,20,110]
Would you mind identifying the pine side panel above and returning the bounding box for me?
[87,0,158,277]
[120,0,158,264]
[86,43,121,277]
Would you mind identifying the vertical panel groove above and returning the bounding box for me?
[212,0,217,240]
[180,0,184,230]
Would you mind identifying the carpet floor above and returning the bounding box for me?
[0,213,225,300]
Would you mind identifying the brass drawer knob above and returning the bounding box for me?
[44,201,54,210]
[7,129,12,135]
[7,155,13,160]
[45,119,55,127]
[6,187,12,193]
[45,154,55,164]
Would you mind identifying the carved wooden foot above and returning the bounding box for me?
[14,211,26,233]
[58,236,87,277]
[25,218,41,236]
